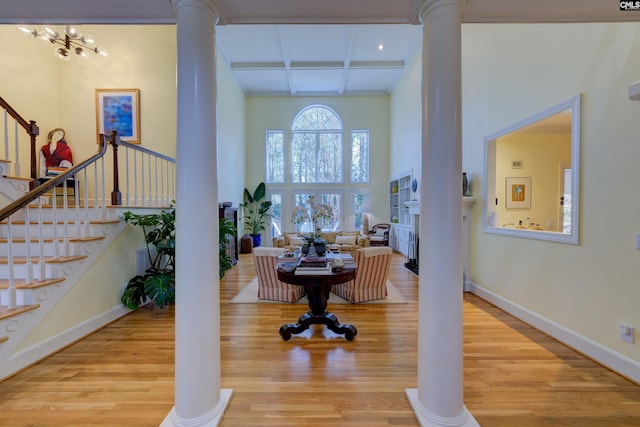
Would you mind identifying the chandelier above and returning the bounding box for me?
[18,25,107,61]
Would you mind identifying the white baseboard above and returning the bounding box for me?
[467,281,640,384]
[1,305,131,380]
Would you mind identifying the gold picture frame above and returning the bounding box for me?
[95,88,140,143]
[505,177,531,209]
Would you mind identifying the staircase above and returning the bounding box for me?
[0,97,175,379]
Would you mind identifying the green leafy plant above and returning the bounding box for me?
[219,217,236,279]
[121,206,176,309]
[120,204,237,309]
[240,182,272,236]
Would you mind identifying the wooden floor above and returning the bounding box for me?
[2,253,640,426]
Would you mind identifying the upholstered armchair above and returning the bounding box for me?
[253,247,305,303]
[332,247,393,303]
[368,223,390,247]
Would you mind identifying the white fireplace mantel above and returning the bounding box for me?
[403,197,476,217]
[404,197,476,289]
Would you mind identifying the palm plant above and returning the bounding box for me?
[240,182,272,247]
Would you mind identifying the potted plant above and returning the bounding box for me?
[240,182,272,248]
[290,195,333,256]
[121,206,176,310]
[121,204,236,310]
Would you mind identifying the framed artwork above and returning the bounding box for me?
[505,177,531,209]
[95,89,140,143]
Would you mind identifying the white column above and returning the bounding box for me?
[162,1,232,426]
[405,1,479,426]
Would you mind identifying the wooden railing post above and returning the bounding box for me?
[29,120,39,190]
[109,131,122,206]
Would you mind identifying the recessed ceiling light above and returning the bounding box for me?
[378,43,384,51]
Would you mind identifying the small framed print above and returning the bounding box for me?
[506,177,531,209]
[95,89,140,143]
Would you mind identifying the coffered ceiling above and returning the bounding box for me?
[2,0,640,96]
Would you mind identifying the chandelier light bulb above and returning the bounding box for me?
[42,26,59,40]
[75,47,89,58]
[17,26,37,37]
[55,47,71,61]
[19,25,107,61]
[80,33,96,48]
[65,25,79,39]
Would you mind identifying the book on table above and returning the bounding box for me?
[295,263,332,275]
[298,256,327,267]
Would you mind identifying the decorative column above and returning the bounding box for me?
[405,1,479,426]
[162,1,232,426]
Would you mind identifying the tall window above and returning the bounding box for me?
[266,131,284,183]
[291,105,343,183]
[351,131,369,183]
[264,104,372,232]
[354,193,365,231]
[269,193,282,238]
[292,192,342,233]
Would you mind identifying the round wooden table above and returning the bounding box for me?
[276,267,357,341]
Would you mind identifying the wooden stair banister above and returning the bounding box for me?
[0,96,39,188]
[0,132,112,222]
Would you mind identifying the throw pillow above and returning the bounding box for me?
[284,234,299,245]
[335,235,357,245]
[288,236,306,246]
[376,228,387,236]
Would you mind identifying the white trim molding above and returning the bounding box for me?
[467,281,640,384]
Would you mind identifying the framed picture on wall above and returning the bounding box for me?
[505,177,531,209]
[95,88,140,143]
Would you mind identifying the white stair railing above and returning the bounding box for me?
[0,131,175,309]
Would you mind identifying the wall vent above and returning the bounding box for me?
[136,247,156,276]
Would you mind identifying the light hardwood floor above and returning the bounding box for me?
[1,253,640,426]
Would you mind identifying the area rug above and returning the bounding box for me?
[230,278,408,304]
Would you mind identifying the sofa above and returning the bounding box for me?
[272,230,370,255]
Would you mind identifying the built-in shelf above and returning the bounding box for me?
[390,171,412,226]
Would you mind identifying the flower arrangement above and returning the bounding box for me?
[291,195,334,240]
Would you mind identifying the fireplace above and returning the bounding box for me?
[402,198,475,286]
[404,200,420,275]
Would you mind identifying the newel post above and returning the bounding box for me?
[29,120,39,190]
[109,131,122,206]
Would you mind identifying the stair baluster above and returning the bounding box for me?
[6,216,16,309]
[24,202,33,284]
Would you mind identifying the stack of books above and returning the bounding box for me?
[47,167,68,176]
[326,253,356,270]
[295,255,331,275]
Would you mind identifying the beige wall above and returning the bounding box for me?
[461,22,640,364]
[387,22,640,370]
[389,44,422,187]
[245,96,390,226]
[0,24,246,355]
[494,132,571,230]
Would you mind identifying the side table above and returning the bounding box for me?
[276,267,357,341]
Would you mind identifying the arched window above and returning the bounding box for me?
[291,105,343,183]
[266,104,371,236]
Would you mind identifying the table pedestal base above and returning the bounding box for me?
[279,310,357,341]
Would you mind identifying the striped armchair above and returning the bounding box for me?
[332,246,393,303]
[253,247,305,303]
